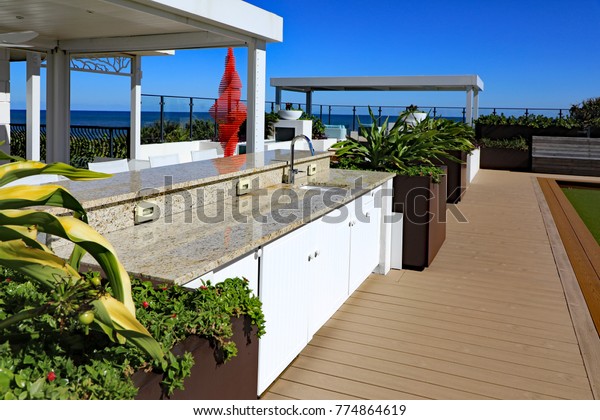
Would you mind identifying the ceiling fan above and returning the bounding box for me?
[0,30,39,48]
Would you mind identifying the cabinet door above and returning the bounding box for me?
[183,250,259,296]
[212,251,260,297]
[308,208,350,337]
[258,222,314,394]
[348,196,381,295]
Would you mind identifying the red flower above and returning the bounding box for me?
[171,313,177,318]
[199,285,208,290]
[5,278,11,282]
[142,301,149,309]
[47,371,56,382]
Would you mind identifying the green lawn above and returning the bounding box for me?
[562,186,600,245]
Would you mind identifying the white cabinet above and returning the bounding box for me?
[184,250,260,297]
[258,186,383,394]
[258,222,314,394]
[347,193,381,295]
[308,209,350,337]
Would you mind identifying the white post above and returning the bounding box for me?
[46,48,71,164]
[473,88,480,121]
[246,38,266,154]
[0,48,10,155]
[130,55,142,159]
[26,52,41,161]
[465,88,473,127]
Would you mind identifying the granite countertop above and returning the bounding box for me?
[55,150,328,209]
[53,168,394,285]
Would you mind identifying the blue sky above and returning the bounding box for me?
[9,0,600,112]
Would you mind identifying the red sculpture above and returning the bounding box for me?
[209,48,247,157]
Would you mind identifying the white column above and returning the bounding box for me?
[473,88,480,121]
[246,39,266,154]
[46,48,71,164]
[130,54,142,159]
[465,88,473,127]
[26,52,41,161]
[0,48,10,155]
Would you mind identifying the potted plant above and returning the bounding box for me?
[479,136,530,171]
[333,108,454,270]
[277,103,303,120]
[401,104,428,126]
[0,150,265,399]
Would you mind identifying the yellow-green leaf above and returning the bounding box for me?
[92,295,165,362]
[0,210,135,315]
[0,240,81,289]
[0,159,112,187]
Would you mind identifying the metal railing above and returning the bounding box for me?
[9,124,130,161]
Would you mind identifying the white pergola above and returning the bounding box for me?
[0,0,283,162]
[271,75,484,126]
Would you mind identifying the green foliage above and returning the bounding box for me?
[332,107,475,182]
[480,137,529,151]
[0,268,265,399]
[300,112,327,139]
[569,97,600,127]
[141,119,217,144]
[475,113,581,129]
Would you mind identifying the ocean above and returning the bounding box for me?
[9,109,463,131]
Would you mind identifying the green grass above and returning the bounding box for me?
[561,186,600,245]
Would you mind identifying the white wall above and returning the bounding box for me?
[138,140,224,162]
[467,147,480,182]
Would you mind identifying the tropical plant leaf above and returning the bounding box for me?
[0,225,49,252]
[0,240,81,290]
[0,185,88,222]
[0,210,135,315]
[0,160,112,187]
[92,295,165,362]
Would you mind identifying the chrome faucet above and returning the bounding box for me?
[287,135,315,184]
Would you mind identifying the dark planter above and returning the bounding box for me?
[480,147,530,171]
[133,316,259,400]
[392,169,447,271]
[438,151,467,203]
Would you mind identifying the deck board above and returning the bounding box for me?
[261,170,597,400]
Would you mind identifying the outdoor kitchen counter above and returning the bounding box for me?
[53,167,394,285]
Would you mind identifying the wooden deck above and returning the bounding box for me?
[262,169,599,400]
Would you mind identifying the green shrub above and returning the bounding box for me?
[0,268,265,400]
[570,97,600,127]
[480,137,529,151]
[476,113,580,128]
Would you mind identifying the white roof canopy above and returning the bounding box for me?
[0,0,282,53]
[271,75,484,93]
[1,0,282,162]
[271,75,484,126]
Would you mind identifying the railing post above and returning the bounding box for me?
[493,108,497,116]
[320,105,323,121]
[126,127,131,159]
[559,109,563,119]
[213,99,218,140]
[433,107,437,119]
[525,108,529,117]
[377,106,382,124]
[189,97,194,140]
[109,127,114,158]
[352,106,356,131]
[159,95,165,143]
[461,107,466,123]
[328,105,332,125]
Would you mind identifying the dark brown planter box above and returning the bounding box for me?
[133,316,259,400]
[392,168,447,270]
[438,151,467,203]
[480,147,530,171]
